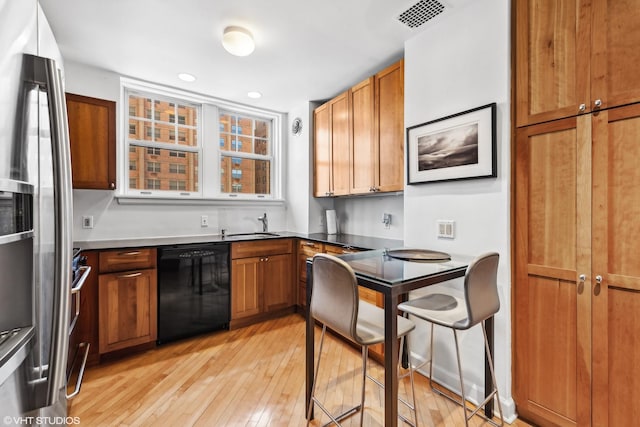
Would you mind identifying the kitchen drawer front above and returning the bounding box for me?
[99,248,156,273]
[231,238,293,259]
[298,240,325,257]
[325,244,358,256]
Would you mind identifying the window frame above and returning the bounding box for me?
[119,78,283,203]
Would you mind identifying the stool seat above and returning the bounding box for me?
[356,300,415,345]
[398,286,468,329]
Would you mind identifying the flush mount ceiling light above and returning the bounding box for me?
[222,26,255,56]
[247,91,262,99]
[178,72,196,82]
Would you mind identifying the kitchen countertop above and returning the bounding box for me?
[74,232,403,251]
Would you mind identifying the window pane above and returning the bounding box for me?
[129,119,152,142]
[129,144,198,192]
[156,122,174,144]
[219,113,233,133]
[220,156,270,194]
[255,138,268,155]
[237,116,252,136]
[155,100,175,123]
[129,95,152,119]
[255,119,269,138]
[178,104,197,126]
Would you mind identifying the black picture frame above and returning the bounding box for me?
[406,103,497,185]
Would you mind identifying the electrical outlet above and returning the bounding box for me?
[201,215,209,227]
[382,213,391,229]
[82,216,94,229]
[437,220,455,239]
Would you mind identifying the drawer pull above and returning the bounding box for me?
[118,251,141,256]
[117,272,142,279]
[303,242,316,247]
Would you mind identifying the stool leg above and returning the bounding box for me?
[360,345,368,427]
[452,330,470,427]
[399,334,419,427]
[307,325,327,426]
[482,323,504,426]
[428,323,436,392]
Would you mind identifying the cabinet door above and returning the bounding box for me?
[66,93,116,189]
[591,104,640,426]
[313,103,331,197]
[350,77,376,194]
[514,0,590,126]
[98,269,157,354]
[590,0,640,112]
[330,91,351,196]
[231,257,261,319]
[375,59,404,192]
[262,254,294,312]
[513,116,592,426]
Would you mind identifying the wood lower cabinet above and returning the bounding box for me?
[514,104,640,426]
[297,239,325,307]
[231,239,295,324]
[98,248,157,354]
[515,0,640,127]
[66,93,116,190]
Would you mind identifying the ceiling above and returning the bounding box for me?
[39,0,473,113]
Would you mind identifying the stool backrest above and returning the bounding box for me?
[310,253,359,342]
[463,252,500,328]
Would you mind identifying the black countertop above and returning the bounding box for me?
[74,232,403,251]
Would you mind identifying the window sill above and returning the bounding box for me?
[116,195,285,206]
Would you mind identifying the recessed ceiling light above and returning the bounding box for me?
[178,73,196,82]
[247,91,262,99]
[222,26,255,57]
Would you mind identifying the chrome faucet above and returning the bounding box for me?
[257,212,268,232]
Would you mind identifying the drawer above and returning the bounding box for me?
[298,240,324,257]
[325,244,359,256]
[99,248,156,273]
[231,238,293,259]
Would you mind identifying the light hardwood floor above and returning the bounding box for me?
[69,314,530,426]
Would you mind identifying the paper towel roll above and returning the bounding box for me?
[326,210,337,235]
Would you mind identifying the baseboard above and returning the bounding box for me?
[410,352,518,424]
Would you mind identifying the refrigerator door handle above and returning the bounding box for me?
[25,54,73,406]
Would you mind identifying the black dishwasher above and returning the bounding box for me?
[157,243,230,344]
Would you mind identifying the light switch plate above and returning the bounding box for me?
[437,220,455,239]
[82,216,94,229]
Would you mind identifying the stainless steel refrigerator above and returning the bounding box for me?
[0,1,75,425]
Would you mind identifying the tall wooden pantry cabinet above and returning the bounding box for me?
[513,1,640,426]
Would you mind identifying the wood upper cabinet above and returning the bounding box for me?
[374,59,404,192]
[350,77,376,194]
[66,93,116,189]
[315,59,404,197]
[231,239,294,321]
[514,104,640,426]
[97,248,157,354]
[313,92,350,197]
[515,0,640,127]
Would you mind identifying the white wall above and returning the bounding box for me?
[334,194,404,240]
[403,0,515,421]
[66,60,291,242]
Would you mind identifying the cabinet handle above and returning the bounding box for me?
[118,251,141,256]
[595,275,603,284]
[264,257,269,262]
[117,272,142,278]
[303,242,316,247]
[578,274,586,283]
[325,192,330,196]
[109,182,115,190]
[594,99,602,109]
[578,104,586,113]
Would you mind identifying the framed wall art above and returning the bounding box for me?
[406,103,497,185]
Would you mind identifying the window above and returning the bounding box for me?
[147,162,161,173]
[122,82,281,200]
[169,164,186,174]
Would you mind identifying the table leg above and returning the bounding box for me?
[305,261,314,420]
[484,315,494,418]
[384,292,399,427]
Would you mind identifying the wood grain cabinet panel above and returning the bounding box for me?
[231,239,295,323]
[66,93,116,189]
[514,104,640,426]
[515,0,640,127]
[98,268,157,354]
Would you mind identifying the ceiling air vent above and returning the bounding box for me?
[397,0,445,28]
